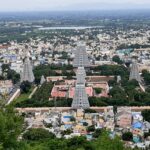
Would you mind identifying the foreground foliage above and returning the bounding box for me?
[23,128,136,150]
[0,107,139,150]
[0,106,25,149]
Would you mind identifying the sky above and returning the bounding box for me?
[0,0,150,12]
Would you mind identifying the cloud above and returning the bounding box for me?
[0,0,150,11]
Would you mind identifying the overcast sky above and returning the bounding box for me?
[0,0,150,12]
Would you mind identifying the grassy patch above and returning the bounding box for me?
[15,93,30,102]
[12,87,34,105]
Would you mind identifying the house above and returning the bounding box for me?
[51,85,68,98]
[105,107,115,130]
[73,125,87,135]
[132,112,143,123]
[116,107,132,128]
[0,80,13,94]
[47,76,66,82]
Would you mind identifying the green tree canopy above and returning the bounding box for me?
[23,128,55,141]
[20,81,32,93]
[112,55,123,64]
[0,106,24,149]
[142,110,150,122]
[122,132,133,141]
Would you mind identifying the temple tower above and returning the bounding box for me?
[40,75,46,85]
[73,43,90,67]
[72,67,90,109]
[129,61,141,83]
[21,57,35,83]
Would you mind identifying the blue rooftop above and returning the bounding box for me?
[132,122,143,129]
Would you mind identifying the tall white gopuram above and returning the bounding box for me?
[129,61,141,83]
[21,57,35,83]
[73,43,90,67]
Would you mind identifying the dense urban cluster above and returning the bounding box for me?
[1,12,150,149]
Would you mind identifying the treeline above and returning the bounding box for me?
[0,106,137,150]
[142,70,150,85]
[21,128,136,150]
[33,64,75,84]
[90,78,150,107]
[117,43,150,50]
[0,106,25,150]
[15,97,72,108]
[0,64,20,83]
[16,81,73,108]
[89,64,129,81]
[0,26,33,43]
[16,82,54,107]
[16,64,150,107]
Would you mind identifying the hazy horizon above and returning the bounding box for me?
[0,0,150,12]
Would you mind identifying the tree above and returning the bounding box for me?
[146,87,150,93]
[87,125,95,132]
[144,130,150,139]
[44,123,53,128]
[83,122,88,126]
[109,86,126,99]
[84,109,97,113]
[98,65,129,78]
[93,131,127,150]
[61,129,72,136]
[45,139,67,150]
[142,70,150,85]
[95,88,102,94]
[122,132,133,141]
[20,81,32,93]
[1,64,20,83]
[33,64,74,84]
[31,81,53,102]
[123,79,139,92]
[108,79,117,86]
[70,116,76,122]
[0,106,24,149]
[7,69,20,84]
[1,64,10,72]
[89,97,108,107]
[112,55,123,64]
[67,136,93,150]
[93,129,102,138]
[23,128,55,141]
[142,110,150,122]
